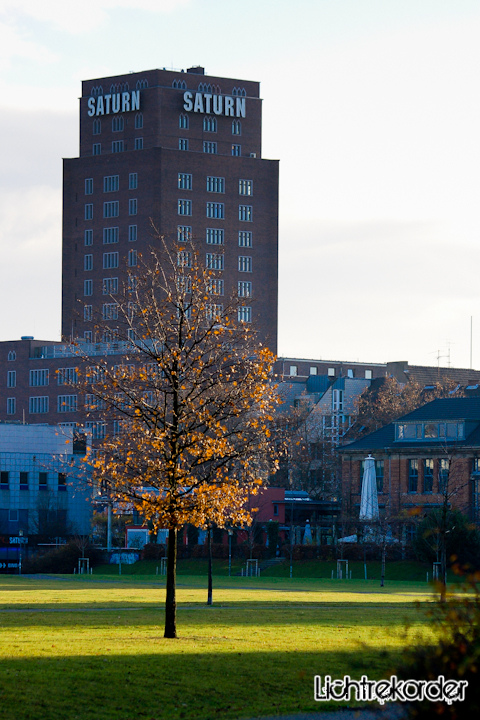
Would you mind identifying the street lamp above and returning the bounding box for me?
[18,529,23,576]
[228,529,233,576]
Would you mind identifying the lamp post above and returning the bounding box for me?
[228,529,233,577]
[18,529,23,576]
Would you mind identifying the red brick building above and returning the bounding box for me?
[340,398,480,535]
[62,66,278,352]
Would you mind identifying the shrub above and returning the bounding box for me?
[23,543,102,574]
[142,543,165,560]
[397,563,480,717]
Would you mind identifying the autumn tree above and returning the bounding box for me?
[351,376,462,439]
[79,239,278,638]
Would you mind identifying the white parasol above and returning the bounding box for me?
[359,454,379,521]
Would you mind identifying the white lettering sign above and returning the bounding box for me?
[183,91,246,118]
[87,90,141,117]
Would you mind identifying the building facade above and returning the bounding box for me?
[62,66,279,352]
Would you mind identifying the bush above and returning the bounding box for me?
[142,543,165,560]
[23,543,103,574]
[413,509,480,570]
[396,564,480,717]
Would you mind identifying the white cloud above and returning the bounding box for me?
[0,20,56,70]
[0,0,191,34]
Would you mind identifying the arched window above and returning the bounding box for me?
[93,119,101,135]
[203,116,217,133]
[135,113,143,129]
[90,85,103,97]
[112,116,124,132]
[136,79,149,90]
[232,120,241,135]
[7,351,16,361]
[179,113,189,129]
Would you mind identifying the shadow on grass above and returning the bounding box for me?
[0,647,399,720]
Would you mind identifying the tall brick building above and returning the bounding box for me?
[62,66,279,351]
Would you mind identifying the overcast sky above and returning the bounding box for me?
[1,0,480,369]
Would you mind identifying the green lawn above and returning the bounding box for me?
[0,574,434,720]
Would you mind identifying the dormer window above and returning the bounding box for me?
[396,421,465,441]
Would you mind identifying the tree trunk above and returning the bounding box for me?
[164,526,177,638]
[207,525,213,606]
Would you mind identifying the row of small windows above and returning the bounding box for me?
[92,138,143,154]
[177,226,252,248]
[84,225,137,245]
[6,395,77,414]
[84,275,137,296]
[172,79,187,90]
[6,368,80,389]
[177,201,253,221]
[85,174,138,195]
[197,82,222,94]
[176,251,252,273]
[0,470,68,490]
[407,458,449,494]
[85,199,137,220]
[93,114,143,135]
[178,174,252,196]
[178,139,242,156]
[84,249,137,272]
[178,114,241,136]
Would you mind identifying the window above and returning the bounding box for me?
[328,368,335,377]
[239,179,253,196]
[129,198,137,216]
[238,256,252,272]
[103,277,118,295]
[205,304,223,321]
[376,460,384,493]
[289,365,298,377]
[39,472,48,490]
[7,370,16,388]
[103,252,119,269]
[134,138,143,150]
[0,471,9,490]
[208,279,224,296]
[103,175,119,193]
[177,225,191,242]
[84,331,93,342]
[310,367,318,376]
[238,231,252,247]
[206,176,225,193]
[238,281,252,297]
[84,229,93,246]
[85,178,93,195]
[20,472,28,491]
[129,173,138,190]
[103,227,119,244]
[85,422,107,440]
[232,144,241,156]
[85,204,93,220]
[6,398,15,415]
[206,202,224,219]
[177,251,192,268]
[439,459,449,493]
[178,199,192,216]
[57,367,78,385]
[112,140,124,153]
[128,249,137,267]
[179,114,189,129]
[84,254,93,271]
[203,141,217,154]
[135,113,143,129]
[424,459,434,493]
[206,253,224,270]
[408,459,418,493]
[58,472,68,491]
[29,396,49,414]
[332,389,343,411]
[206,228,224,245]
[112,116,124,132]
[93,143,101,155]
[178,173,192,190]
[232,120,241,135]
[203,116,217,132]
[176,276,192,295]
[84,279,93,296]
[239,205,253,222]
[103,201,119,218]
[238,306,252,323]
[179,138,189,150]
[8,351,16,361]
[365,370,373,380]
[128,225,137,242]
[58,395,78,413]
[88,366,106,384]
[29,369,49,387]
[128,275,137,293]
[93,119,101,135]
[102,303,118,320]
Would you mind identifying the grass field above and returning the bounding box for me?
[0,573,435,720]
